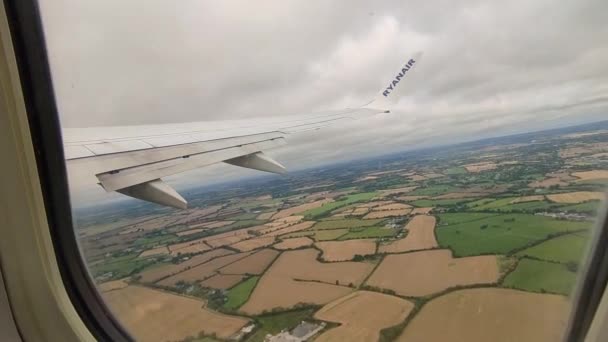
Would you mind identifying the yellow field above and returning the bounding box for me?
[274,237,314,250]
[262,221,315,237]
[410,207,433,215]
[379,186,417,196]
[139,246,169,258]
[200,274,246,289]
[314,291,414,342]
[256,211,275,220]
[379,215,436,253]
[395,195,429,201]
[176,228,205,236]
[529,177,568,188]
[510,195,545,204]
[374,203,412,211]
[239,249,374,314]
[366,250,499,296]
[230,236,276,252]
[547,191,605,203]
[219,249,279,275]
[272,199,333,219]
[157,252,254,286]
[98,279,129,292]
[103,286,250,341]
[138,248,234,283]
[398,288,570,342]
[363,209,411,219]
[572,170,608,181]
[315,240,377,262]
[464,162,497,173]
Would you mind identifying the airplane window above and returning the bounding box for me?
[25,0,608,341]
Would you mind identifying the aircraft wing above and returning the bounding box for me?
[63,53,422,209]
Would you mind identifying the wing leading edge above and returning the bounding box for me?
[64,53,422,208]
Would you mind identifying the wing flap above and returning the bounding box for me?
[97,137,286,191]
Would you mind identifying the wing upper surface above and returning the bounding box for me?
[63,52,422,208]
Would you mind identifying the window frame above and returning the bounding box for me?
[3,0,608,341]
[3,0,132,341]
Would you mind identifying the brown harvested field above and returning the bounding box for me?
[103,286,249,341]
[356,200,394,208]
[363,209,411,219]
[409,174,427,181]
[189,220,234,229]
[395,195,429,201]
[314,291,414,342]
[200,274,246,289]
[176,228,205,236]
[272,199,333,219]
[397,288,570,342]
[169,242,211,255]
[315,240,377,262]
[433,192,486,199]
[230,236,276,252]
[374,203,412,211]
[529,177,569,188]
[157,252,254,286]
[510,195,545,204]
[379,186,417,196]
[139,246,169,258]
[464,162,497,173]
[239,249,373,314]
[169,237,212,254]
[262,221,315,237]
[572,170,608,181]
[421,172,444,179]
[98,279,129,292]
[256,211,275,220]
[379,215,436,253]
[410,207,433,215]
[219,249,279,275]
[366,250,499,296]
[274,237,314,250]
[547,191,605,203]
[356,175,379,182]
[138,248,234,283]
[205,229,252,248]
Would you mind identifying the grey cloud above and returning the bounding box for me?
[39,0,608,202]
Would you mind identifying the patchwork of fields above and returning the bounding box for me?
[81,127,608,342]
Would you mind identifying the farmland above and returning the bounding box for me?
[365,250,499,296]
[314,291,414,342]
[103,286,250,341]
[79,122,608,341]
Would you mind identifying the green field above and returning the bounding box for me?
[245,309,316,342]
[303,192,378,219]
[229,212,261,221]
[437,212,498,225]
[338,226,397,240]
[283,228,352,241]
[444,166,467,175]
[214,220,263,233]
[223,276,259,310]
[411,198,473,207]
[410,185,458,196]
[91,254,166,279]
[436,213,590,256]
[560,200,602,214]
[134,234,179,248]
[503,258,578,295]
[312,218,383,230]
[466,197,564,212]
[517,233,589,264]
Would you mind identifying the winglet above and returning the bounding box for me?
[366,51,423,109]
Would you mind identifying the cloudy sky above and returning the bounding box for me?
[38,0,608,203]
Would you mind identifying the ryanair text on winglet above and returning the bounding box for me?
[383,58,416,97]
